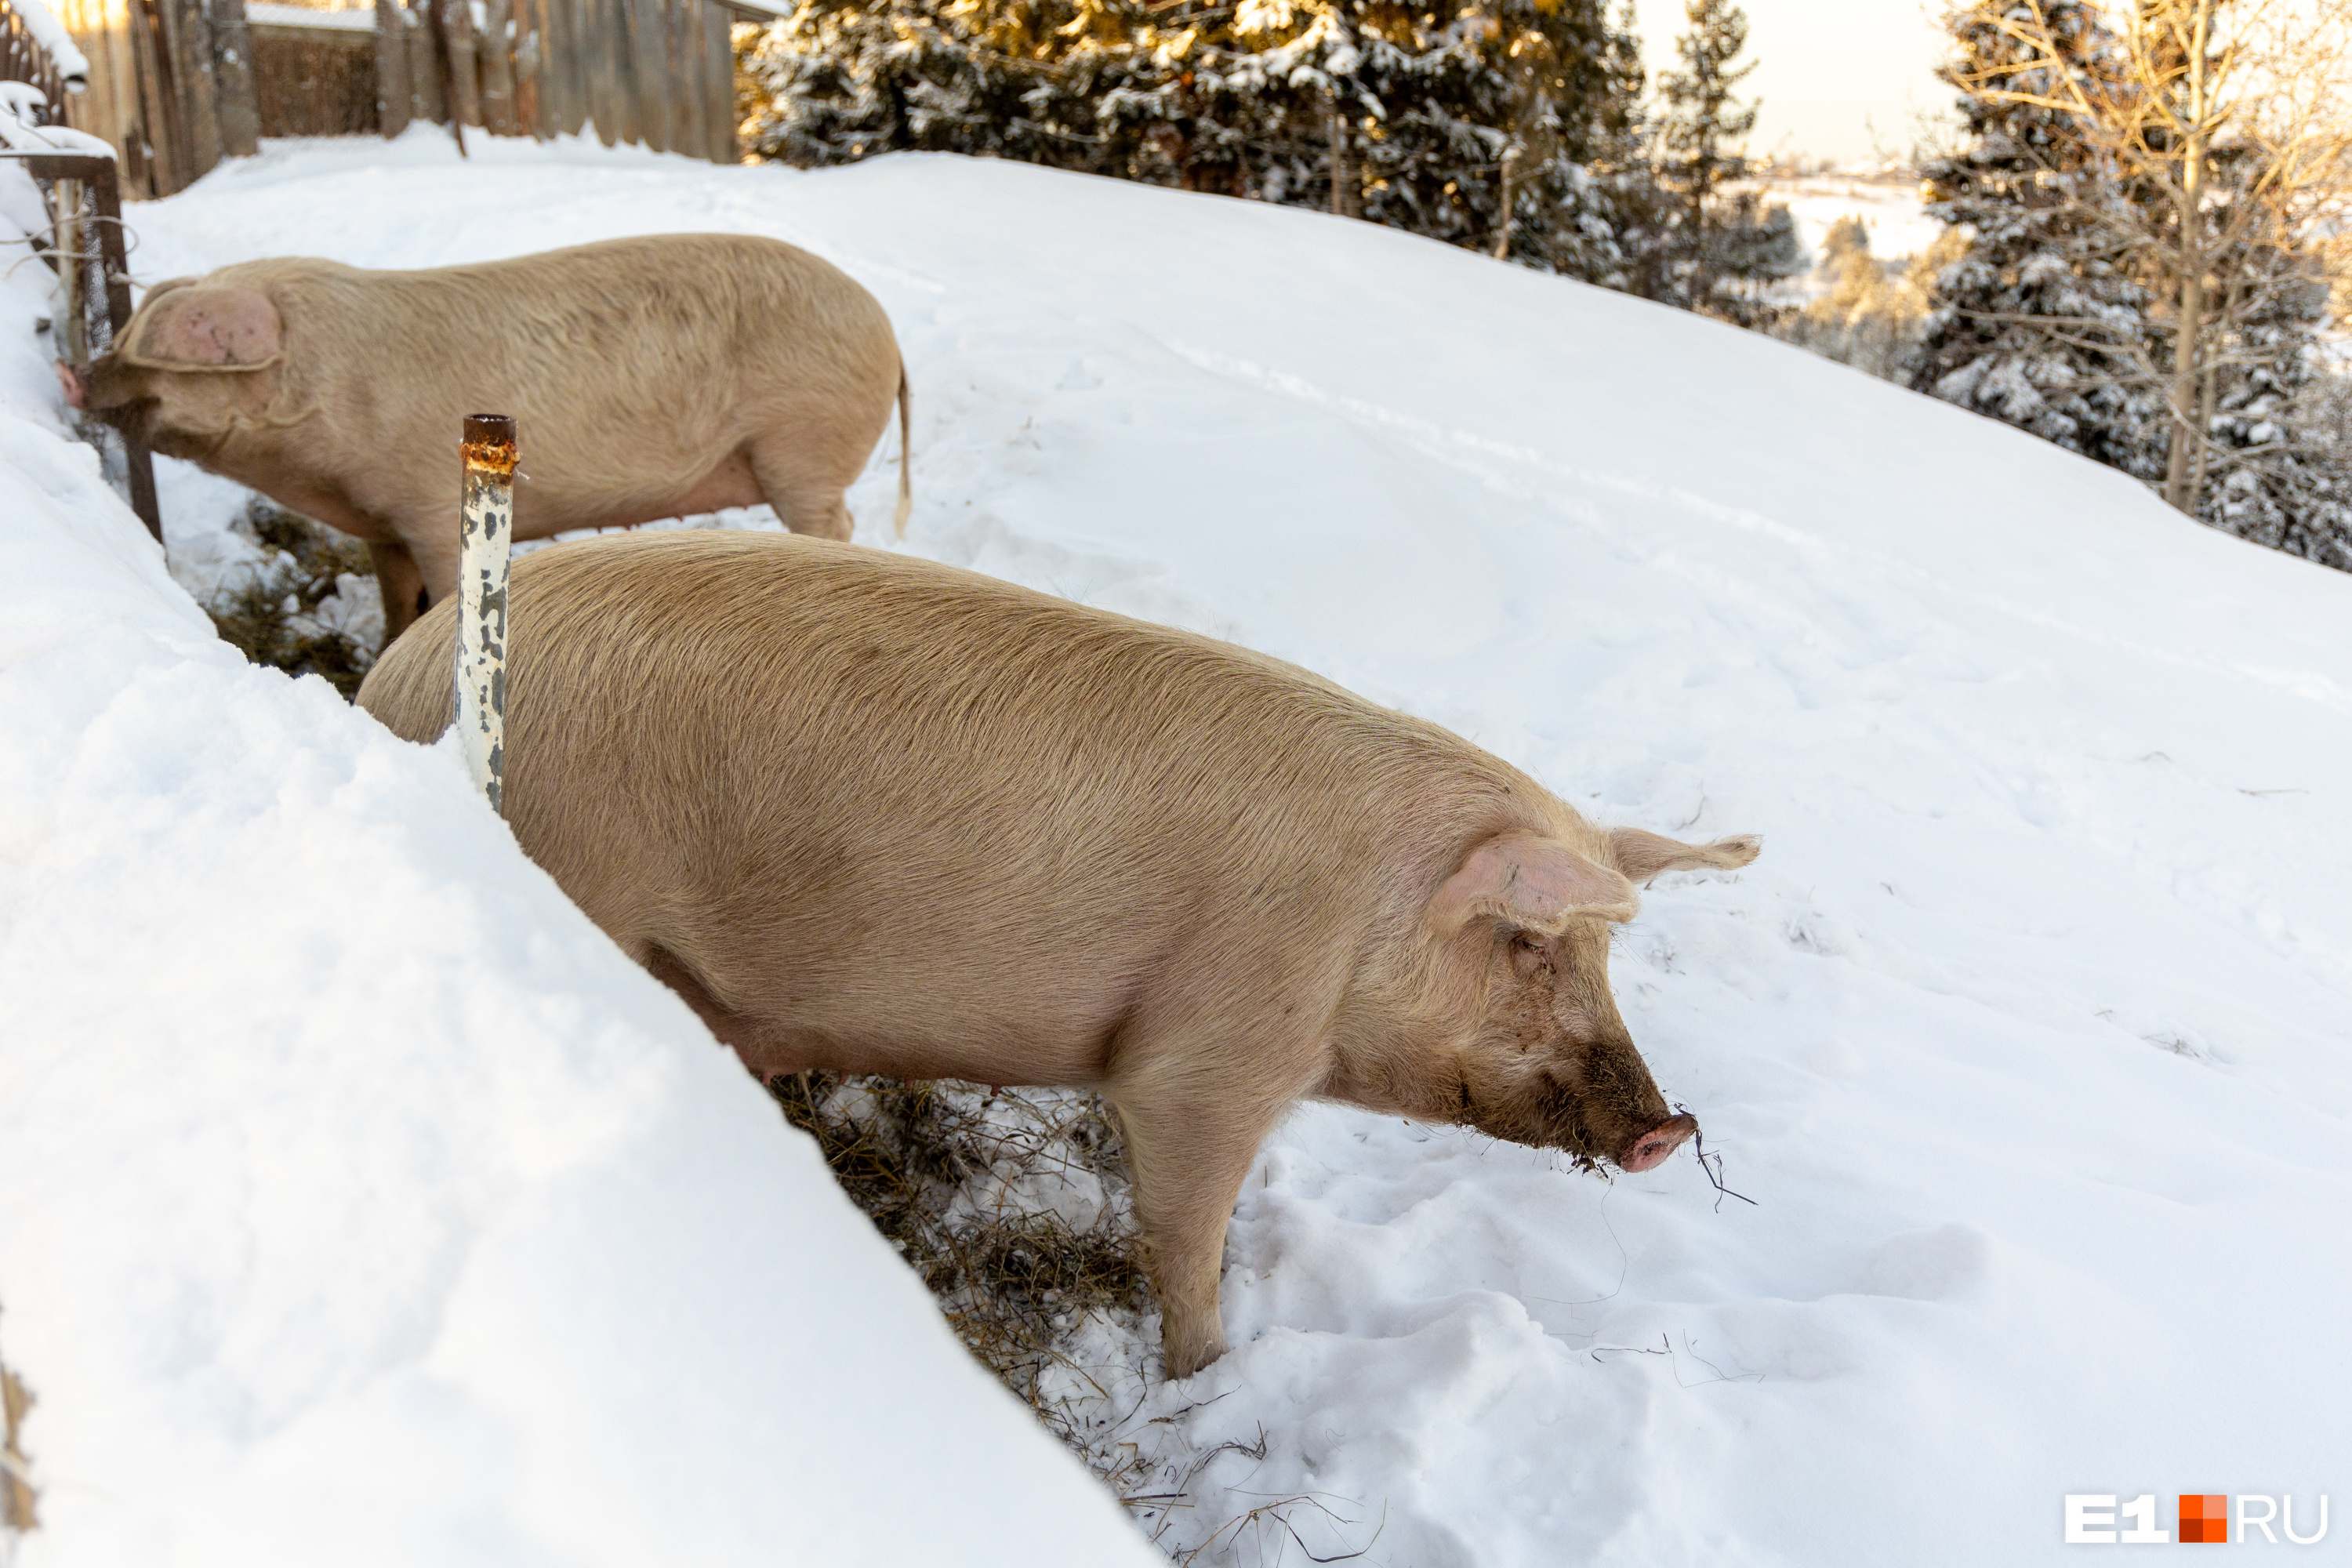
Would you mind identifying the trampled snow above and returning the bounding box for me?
[4,132,2350,1565]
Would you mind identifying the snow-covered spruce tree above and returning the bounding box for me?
[2123,1,2352,568]
[1655,0,1754,225]
[1911,0,2165,481]
[1914,0,2352,569]
[2190,255,2352,571]
[1635,0,1803,319]
[736,0,1652,281]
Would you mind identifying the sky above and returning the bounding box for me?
[1625,0,1955,167]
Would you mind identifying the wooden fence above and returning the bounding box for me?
[5,0,759,198]
[2,1,74,111]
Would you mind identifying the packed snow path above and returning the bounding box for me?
[5,135,2350,1566]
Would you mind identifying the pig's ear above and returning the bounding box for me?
[124,285,281,371]
[1608,827,1762,884]
[1431,832,1639,935]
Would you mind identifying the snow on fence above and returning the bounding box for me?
[0,136,164,539]
[454,414,514,812]
[25,0,764,198]
[1,0,84,112]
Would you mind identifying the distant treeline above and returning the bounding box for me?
[733,0,2352,571]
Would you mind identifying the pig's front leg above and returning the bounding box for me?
[1108,1065,1299,1381]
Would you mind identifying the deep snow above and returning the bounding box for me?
[0,150,1159,1568]
[5,132,2350,1565]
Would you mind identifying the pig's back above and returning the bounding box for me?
[227,237,898,524]
[360,531,1540,1080]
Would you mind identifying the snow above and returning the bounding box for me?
[1758,172,1942,267]
[7,129,2352,1565]
[243,4,378,30]
[0,152,1160,1568]
[0,99,115,160]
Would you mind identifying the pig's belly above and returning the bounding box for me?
[694,936,1139,1091]
[757,1014,1118,1091]
[524,452,764,539]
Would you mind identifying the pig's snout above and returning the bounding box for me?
[56,360,84,410]
[1618,1113,1697,1173]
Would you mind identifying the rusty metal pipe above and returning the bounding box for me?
[454,414,516,812]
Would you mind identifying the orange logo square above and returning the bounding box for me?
[2180,1494,2229,1544]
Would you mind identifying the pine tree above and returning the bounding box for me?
[737,0,1653,282]
[1655,0,1755,231]
[1911,0,2165,480]
[1634,0,1799,317]
[2191,246,2352,569]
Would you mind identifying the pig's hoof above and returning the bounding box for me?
[1160,1325,1230,1381]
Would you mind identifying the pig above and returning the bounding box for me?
[356,531,1761,1378]
[62,234,910,640]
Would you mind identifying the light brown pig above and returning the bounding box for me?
[64,234,909,639]
[357,532,1760,1378]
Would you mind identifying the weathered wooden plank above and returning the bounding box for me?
[550,0,585,135]
[478,0,515,133]
[209,0,260,154]
[405,0,441,123]
[53,0,142,162]
[439,0,481,127]
[671,0,699,159]
[702,0,730,164]
[517,0,550,134]
[125,0,179,192]
[625,0,664,151]
[590,0,623,145]
[167,0,219,175]
[374,0,411,136]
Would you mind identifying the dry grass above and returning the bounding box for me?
[767,1072,1160,1461]
[767,1072,1406,1561]
[1,1336,34,1536]
[205,502,382,700]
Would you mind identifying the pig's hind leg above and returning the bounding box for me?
[368,539,430,642]
[748,442,855,543]
[638,942,808,1077]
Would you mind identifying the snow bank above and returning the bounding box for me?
[0,212,1157,1565]
[8,133,2352,1564]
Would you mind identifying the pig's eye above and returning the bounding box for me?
[1508,931,1551,975]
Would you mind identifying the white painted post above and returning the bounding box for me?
[454,414,516,812]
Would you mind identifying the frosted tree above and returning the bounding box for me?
[1655,0,1756,230]
[1636,0,1800,316]
[736,0,1653,281]
[1916,0,2352,568]
[1911,0,2164,478]
[1774,217,1966,382]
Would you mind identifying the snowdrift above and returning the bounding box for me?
[0,157,1157,1568]
[5,134,2350,1566]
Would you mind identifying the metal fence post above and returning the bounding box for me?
[454,414,515,812]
